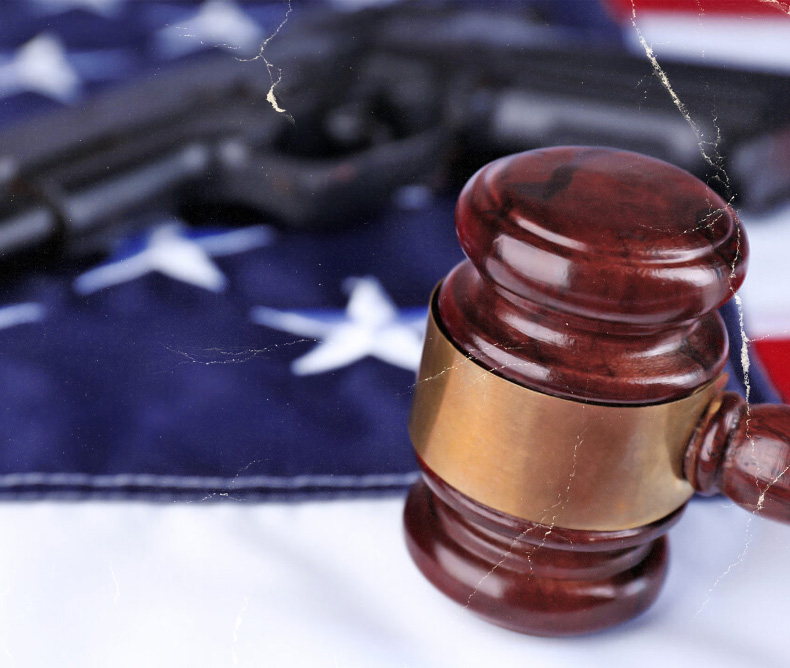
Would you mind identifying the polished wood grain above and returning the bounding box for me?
[440,146,744,404]
[686,392,790,523]
[404,147,751,636]
[405,460,681,636]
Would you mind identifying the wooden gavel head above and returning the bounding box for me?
[403,146,790,636]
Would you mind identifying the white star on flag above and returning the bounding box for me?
[74,223,273,295]
[157,0,264,58]
[251,277,427,375]
[0,34,81,103]
[30,0,126,17]
[0,303,45,331]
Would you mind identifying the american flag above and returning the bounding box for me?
[0,1,789,666]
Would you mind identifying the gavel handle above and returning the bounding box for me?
[685,392,790,524]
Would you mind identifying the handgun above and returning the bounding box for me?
[1,2,788,265]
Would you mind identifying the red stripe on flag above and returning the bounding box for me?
[603,0,790,19]
[753,339,790,403]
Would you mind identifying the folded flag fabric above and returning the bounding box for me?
[0,194,465,499]
[0,198,777,500]
[0,0,782,501]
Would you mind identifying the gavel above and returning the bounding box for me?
[403,146,790,636]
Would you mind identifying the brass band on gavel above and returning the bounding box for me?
[409,293,725,532]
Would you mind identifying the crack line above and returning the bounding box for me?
[629,0,759,612]
[241,0,294,122]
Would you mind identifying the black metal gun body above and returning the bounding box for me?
[1,4,789,263]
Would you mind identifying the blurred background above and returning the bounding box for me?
[0,1,789,666]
